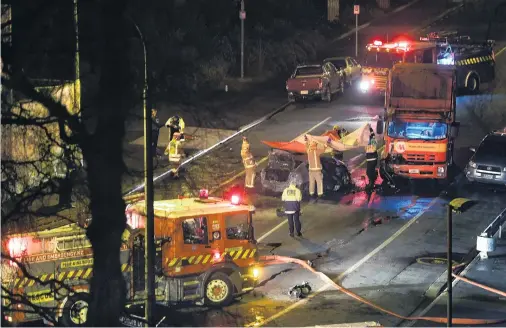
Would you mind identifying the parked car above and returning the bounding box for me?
[465,130,506,186]
[286,63,344,102]
[260,149,352,195]
[323,56,362,87]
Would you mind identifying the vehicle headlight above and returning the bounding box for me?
[503,167,506,172]
[252,267,260,279]
[468,161,477,168]
[438,167,445,173]
[359,80,370,90]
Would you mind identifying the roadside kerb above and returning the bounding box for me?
[404,206,506,327]
[411,3,464,34]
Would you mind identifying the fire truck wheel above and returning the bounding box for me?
[204,272,234,307]
[466,75,479,94]
[60,293,90,327]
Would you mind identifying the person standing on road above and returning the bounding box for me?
[365,126,379,191]
[305,136,330,202]
[241,137,257,190]
[282,181,302,237]
[166,115,186,141]
[151,109,164,157]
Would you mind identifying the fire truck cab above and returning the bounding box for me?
[360,39,439,95]
[1,192,259,326]
[126,192,260,308]
[380,63,460,182]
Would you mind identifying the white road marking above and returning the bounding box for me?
[253,198,439,327]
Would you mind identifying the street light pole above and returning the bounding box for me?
[73,0,81,113]
[130,20,155,327]
[240,0,245,79]
[447,205,453,327]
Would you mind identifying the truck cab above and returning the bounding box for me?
[126,193,260,307]
[382,63,460,181]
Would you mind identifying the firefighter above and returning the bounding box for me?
[166,115,186,141]
[305,135,330,201]
[165,132,184,164]
[333,125,348,139]
[281,180,302,237]
[241,137,257,189]
[365,126,379,191]
[151,109,164,157]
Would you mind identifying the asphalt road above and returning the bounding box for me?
[121,2,506,326]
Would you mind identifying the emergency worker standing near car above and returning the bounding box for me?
[166,115,186,141]
[151,109,164,156]
[241,137,257,189]
[365,127,379,191]
[305,135,330,201]
[282,181,302,237]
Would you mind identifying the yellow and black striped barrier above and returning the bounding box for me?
[9,263,132,289]
[166,248,257,267]
[456,55,493,66]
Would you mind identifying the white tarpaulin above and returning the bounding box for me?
[303,122,374,153]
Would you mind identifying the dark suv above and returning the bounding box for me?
[465,131,506,186]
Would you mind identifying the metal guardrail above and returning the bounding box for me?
[476,207,506,260]
[124,101,292,196]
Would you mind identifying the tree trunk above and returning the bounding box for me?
[84,0,132,325]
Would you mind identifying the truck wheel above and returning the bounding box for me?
[466,75,479,94]
[60,293,90,327]
[204,272,234,307]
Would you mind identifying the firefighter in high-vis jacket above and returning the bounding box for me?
[241,137,257,189]
[365,127,379,191]
[166,115,186,141]
[165,132,184,164]
[282,180,303,237]
[305,136,330,201]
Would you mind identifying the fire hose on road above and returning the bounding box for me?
[258,255,506,325]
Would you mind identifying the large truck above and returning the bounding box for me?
[380,63,460,182]
[1,192,260,326]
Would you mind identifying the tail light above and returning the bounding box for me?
[318,78,323,89]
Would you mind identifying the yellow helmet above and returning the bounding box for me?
[333,124,340,130]
[241,139,250,150]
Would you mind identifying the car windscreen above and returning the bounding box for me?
[387,121,448,140]
[295,66,323,76]
[478,139,506,158]
[364,52,403,68]
[329,60,346,70]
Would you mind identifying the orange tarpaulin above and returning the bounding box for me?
[261,123,373,154]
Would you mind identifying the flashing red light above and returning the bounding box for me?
[231,194,240,205]
[373,40,383,46]
[199,188,209,199]
[397,41,409,48]
[213,252,221,260]
[7,237,29,258]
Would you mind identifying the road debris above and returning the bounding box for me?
[289,281,312,299]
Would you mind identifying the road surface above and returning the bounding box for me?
[121,1,506,326]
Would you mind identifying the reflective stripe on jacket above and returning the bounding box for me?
[306,143,326,171]
[241,150,256,168]
[282,185,302,213]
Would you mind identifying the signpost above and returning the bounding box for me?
[240,0,246,79]
[354,5,359,57]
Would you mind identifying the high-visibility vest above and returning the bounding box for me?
[365,138,378,162]
[282,184,302,213]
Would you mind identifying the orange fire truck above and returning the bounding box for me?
[359,39,440,95]
[1,191,259,326]
[380,63,460,182]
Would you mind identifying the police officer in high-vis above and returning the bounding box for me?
[241,137,257,189]
[282,180,302,237]
[365,126,379,191]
